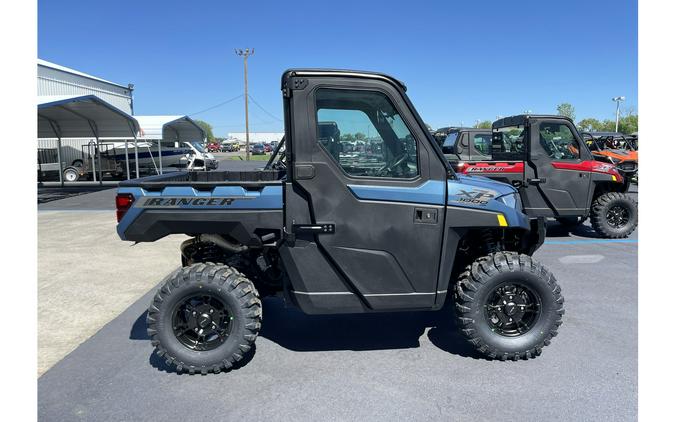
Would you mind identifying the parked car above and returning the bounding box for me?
[207,142,221,152]
[251,143,266,155]
[264,144,272,153]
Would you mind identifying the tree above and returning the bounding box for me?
[556,103,576,121]
[474,120,492,129]
[577,118,603,132]
[342,133,355,143]
[354,132,366,141]
[193,119,215,141]
[619,112,638,134]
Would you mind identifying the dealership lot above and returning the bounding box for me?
[38,160,637,421]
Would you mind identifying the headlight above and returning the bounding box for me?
[497,193,519,209]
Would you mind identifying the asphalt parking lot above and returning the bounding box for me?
[37,162,638,421]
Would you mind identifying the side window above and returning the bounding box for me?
[538,123,580,160]
[473,133,492,158]
[315,88,418,178]
[492,126,526,160]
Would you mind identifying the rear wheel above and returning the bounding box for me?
[590,192,638,238]
[63,168,80,182]
[147,263,261,374]
[454,252,564,360]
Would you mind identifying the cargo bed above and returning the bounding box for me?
[116,169,285,242]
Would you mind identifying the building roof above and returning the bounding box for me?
[135,115,205,141]
[38,95,139,138]
[38,59,129,89]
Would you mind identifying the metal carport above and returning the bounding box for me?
[134,115,205,174]
[38,95,140,185]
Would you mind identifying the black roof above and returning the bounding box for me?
[583,131,627,137]
[282,69,407,91]
[435,126,490,134]
[493,114,574,128]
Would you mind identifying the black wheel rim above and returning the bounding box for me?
[172,294,233,351]
[484,283,541,337]
[606,205,629,228]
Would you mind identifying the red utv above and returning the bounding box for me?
[436,116,637,238]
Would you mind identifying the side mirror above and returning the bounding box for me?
[442,144,455,154]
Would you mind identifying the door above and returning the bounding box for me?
[522,119,593,217]
[283,76,448,312]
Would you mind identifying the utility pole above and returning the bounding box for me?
[235,48,254,160]
[612,96,625,132]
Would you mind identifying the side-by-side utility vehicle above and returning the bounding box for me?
[436,116,638,238]
[116,70,564,374]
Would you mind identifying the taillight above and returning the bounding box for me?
[115,193,134,222]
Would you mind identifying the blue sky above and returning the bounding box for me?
[38,0,637,137]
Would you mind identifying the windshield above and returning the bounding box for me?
[190,141,206,153]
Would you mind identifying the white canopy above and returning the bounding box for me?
[38,95,139,139]
[135,115,205,142]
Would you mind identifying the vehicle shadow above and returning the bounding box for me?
[545,221,600,239]
[258,297,483,359]
[129,310,149,340]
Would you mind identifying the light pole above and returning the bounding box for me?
[612,96,625,132]
[235,48,254,160]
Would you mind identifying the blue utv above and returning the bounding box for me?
[116,69,564,374]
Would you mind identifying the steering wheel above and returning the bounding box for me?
[376,152,409,176]
[271,150,287,170]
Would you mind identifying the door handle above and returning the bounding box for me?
[292,223,335,234]
[527,178,546,185]
[414,208,438,224]
[295,164,315,180]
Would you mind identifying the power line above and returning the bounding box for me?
[247,94,283,122]
[188,94,244,116]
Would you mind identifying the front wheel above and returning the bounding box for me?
[454,252,564,360]
[147,263,262,374]
[590,192,638,238]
